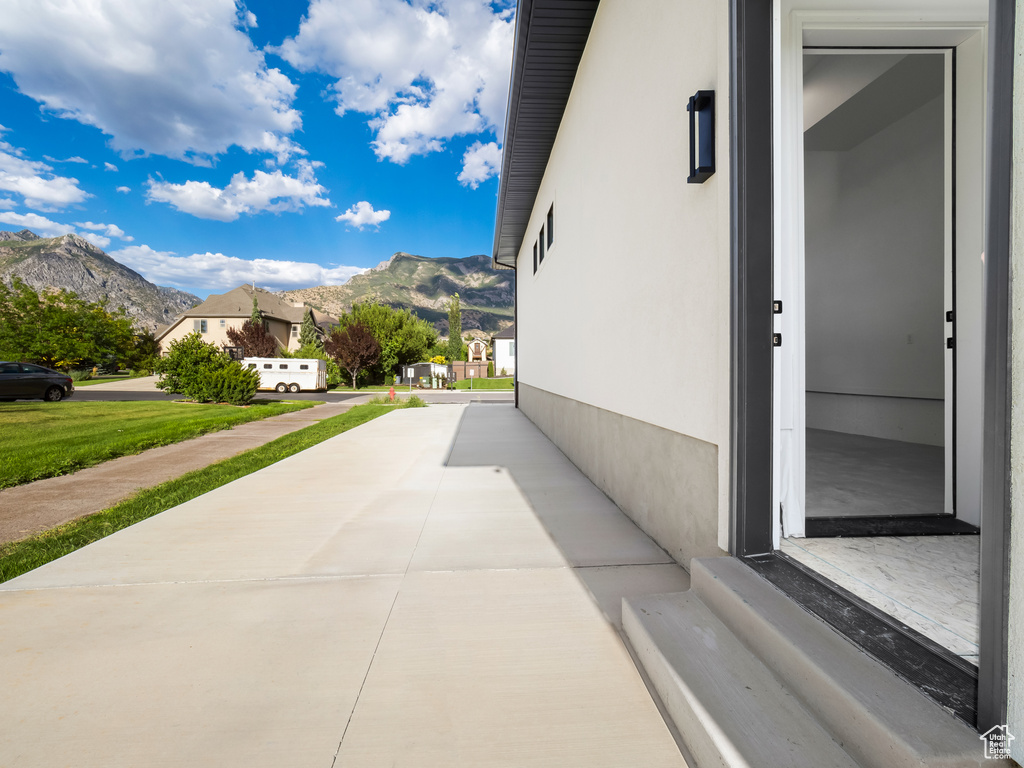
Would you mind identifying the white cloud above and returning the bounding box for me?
[0,141,90,210]
[0,0,303,164]
[0,198,15,209]
[110,244,366,292]
[74,220,133,241]
[335,200,390,229]
[276,0,514,164]
[0,211,73,237]
[79,231,111,249]
[146,160,330,222]
[116,186,131,194]
[458,140,501,188]
[104,162,118,172]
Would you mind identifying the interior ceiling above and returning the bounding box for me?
[803,53,945,152]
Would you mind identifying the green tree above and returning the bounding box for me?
[338,301,437,383]
[298,310,323,351]
[0,278,137,370]
[250,293,263,326]
[445,293,464,363]
[155,332,232,399]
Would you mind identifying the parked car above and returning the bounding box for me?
[0,362,75,402]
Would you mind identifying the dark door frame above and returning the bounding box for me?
[728,0,1015,731]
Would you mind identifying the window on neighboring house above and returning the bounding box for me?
[546,205,553,248]
[509,341,515,356]
[539,225,545,263]
[291,325,299,337]
[219,319,226,328]
[533,241,538,274]
[194,319,207,333]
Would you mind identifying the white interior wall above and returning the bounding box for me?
[804,95,946,440]
[514,0,734,549]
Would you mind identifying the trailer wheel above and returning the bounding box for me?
[275,383,287,393]
[288,383,300,393]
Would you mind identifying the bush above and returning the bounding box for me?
[384,374,394,386]
[203,364,260,405]
[155,332,232,401]
[68,369,93,382]
[487,361,494,377]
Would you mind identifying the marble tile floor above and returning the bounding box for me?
[806,428,945,517]
[781,535,979,663]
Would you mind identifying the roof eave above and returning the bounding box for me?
[492,0,599,269]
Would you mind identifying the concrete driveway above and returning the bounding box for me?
[0,404,689,767]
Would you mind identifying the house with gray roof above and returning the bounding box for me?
[156,284,338,355]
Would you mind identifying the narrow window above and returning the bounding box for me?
[200,319,208,333]
[263,364,272,369]
[247,364,256,369]
[533,241,538,274]
[509,341,515,356]
[291,325,299,337]
[546,205,554,248]
[279,364,288,369]
[299,364,309,370]
[539,226,545,263]
[219,319,226,328]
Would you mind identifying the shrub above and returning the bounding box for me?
[203,364,260,405]
[155,332,231,401]
[487,361,494,377]
[68,369,93,382]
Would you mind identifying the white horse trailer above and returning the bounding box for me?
[243,358,327,393]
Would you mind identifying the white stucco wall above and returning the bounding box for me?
[515,0,733,549]
[1006,2,1023,758]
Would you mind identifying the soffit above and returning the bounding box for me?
[492,0,599,268]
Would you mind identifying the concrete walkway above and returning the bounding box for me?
[0,404,690,767]
[0,400,359,544]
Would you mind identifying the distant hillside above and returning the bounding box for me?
[279,252,514,336]
[0,229,199,330]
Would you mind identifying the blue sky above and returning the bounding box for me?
[0,0,514,298]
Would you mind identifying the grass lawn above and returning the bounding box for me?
[73,375,135,387]
[0,399,315,489]
[453,377,514,390]
[0,399,422,583]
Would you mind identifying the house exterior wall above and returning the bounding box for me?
[159,317,290,354]
[493,339,515,375]
[1007,3,1023,756]
[514,0,732,564]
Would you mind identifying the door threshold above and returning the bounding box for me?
[804,514,980,538]
[743,552,977,726]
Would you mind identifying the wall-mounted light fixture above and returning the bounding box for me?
[687,90,715,184]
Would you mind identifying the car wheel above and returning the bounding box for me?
[288,383,300,393]
[44,386,64,402]
[275,383,288,393]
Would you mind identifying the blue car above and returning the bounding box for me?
[0,362,75,402]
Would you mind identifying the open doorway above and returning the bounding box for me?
[772,19,987,667]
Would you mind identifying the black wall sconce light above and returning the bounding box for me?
[686,90,715,184]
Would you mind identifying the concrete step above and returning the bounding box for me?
[623,589,860,768]
[624,557,1012,768]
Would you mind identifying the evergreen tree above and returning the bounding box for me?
[250,292,263,326]
[298,310,322,351]
[445,293,464,363]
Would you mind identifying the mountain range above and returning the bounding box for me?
[0,230,514,337]
[0,230,199,330]
[278,252,514,335]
